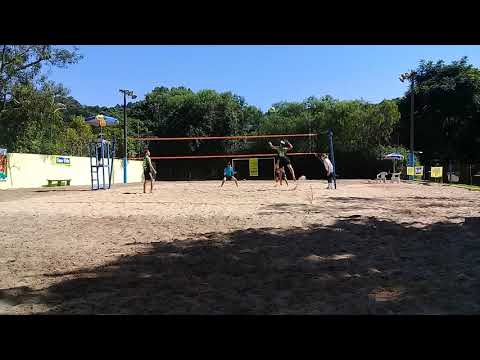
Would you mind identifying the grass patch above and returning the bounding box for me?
[412,181,480,191]
[449,184,480,191]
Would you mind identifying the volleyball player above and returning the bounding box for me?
[268,140,296,182]
[143,149,157,193]
[220,161,239,187]
[316,153,334,189]
[275,164,289,186]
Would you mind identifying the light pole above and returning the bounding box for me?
[137,119,141,155]
[119,89,137,184]
[413,150,423,179]
[400,71,417,180]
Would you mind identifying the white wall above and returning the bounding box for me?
[0,153,143,190]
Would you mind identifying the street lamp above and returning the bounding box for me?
[119,89,137,184]
[399,71,417,180]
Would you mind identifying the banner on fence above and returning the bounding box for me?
[415,166,424,176]
[249,158,258,177]
[0,149,7,181]
[431,167,443,178]
[407,167,414,176]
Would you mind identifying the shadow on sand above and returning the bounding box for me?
[2,216,480,314]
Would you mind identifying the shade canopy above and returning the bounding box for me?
[85,114,119,127]
[384,153,404,161]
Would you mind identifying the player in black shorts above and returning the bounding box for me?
[275,164,289,186]
[143,149,157,193]
[268,140,296,182]
[220,161,238,187]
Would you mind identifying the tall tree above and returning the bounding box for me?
[0,81,70,154]
[0,45,82,113]
[258,96,400,155]
[398,56,480,162]
[138,86,263,156]
[0,45,82,153]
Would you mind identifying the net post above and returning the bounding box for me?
[89,143,94,190]
[101,139,106,189]
[273,157,275,181]
[110,139,115,187]
[328,129,337,189]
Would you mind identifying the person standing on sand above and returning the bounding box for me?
[275,164,288,186]
[221,161,239,187]
[143,149,157,193]
[316,153,334,189]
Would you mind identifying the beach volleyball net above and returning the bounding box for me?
[130,132,335,182]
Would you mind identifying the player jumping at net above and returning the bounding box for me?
[268,140,296,182]
[220,161,239,187]
[143,148,157,193]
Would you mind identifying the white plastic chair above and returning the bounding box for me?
[391,172,401,183]
[376,171,388,183]
[447,173,459,183]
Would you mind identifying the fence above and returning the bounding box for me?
[441,162,480,185]
[400,162,480,185]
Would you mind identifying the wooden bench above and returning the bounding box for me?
[47,179,71,187]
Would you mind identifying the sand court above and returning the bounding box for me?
[1,180,479,314]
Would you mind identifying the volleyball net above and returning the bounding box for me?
[128,131,336,184]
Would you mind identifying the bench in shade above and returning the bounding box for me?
[47,179,71,187]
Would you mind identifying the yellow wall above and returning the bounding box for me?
[0,153,143,190]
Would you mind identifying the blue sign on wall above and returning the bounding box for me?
[56,156,71,165]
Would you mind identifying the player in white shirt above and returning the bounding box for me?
[316,153,335,189]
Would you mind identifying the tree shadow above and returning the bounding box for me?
[325,197,384,203]
[2,217,480,314]
[266,196,480,215]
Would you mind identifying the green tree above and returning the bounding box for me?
[0,45,82,153]
[398,56,480,162]
[258,96,400,155]
[0,81,70,154]
[0,45,82,113]
[63,116,94,156]
[138,86,263,156]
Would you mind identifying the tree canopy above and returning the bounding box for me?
[398,56,480,162]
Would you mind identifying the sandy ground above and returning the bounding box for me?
[1,179,479,314]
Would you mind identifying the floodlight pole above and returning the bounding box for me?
[400,71,417,181]
[123,91,127,184]
[409,77,415,179]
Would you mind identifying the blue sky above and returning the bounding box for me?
[47,45,480,111]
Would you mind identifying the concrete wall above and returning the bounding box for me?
[0,153,143,190]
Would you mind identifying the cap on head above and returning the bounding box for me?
[280,140,286,146]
